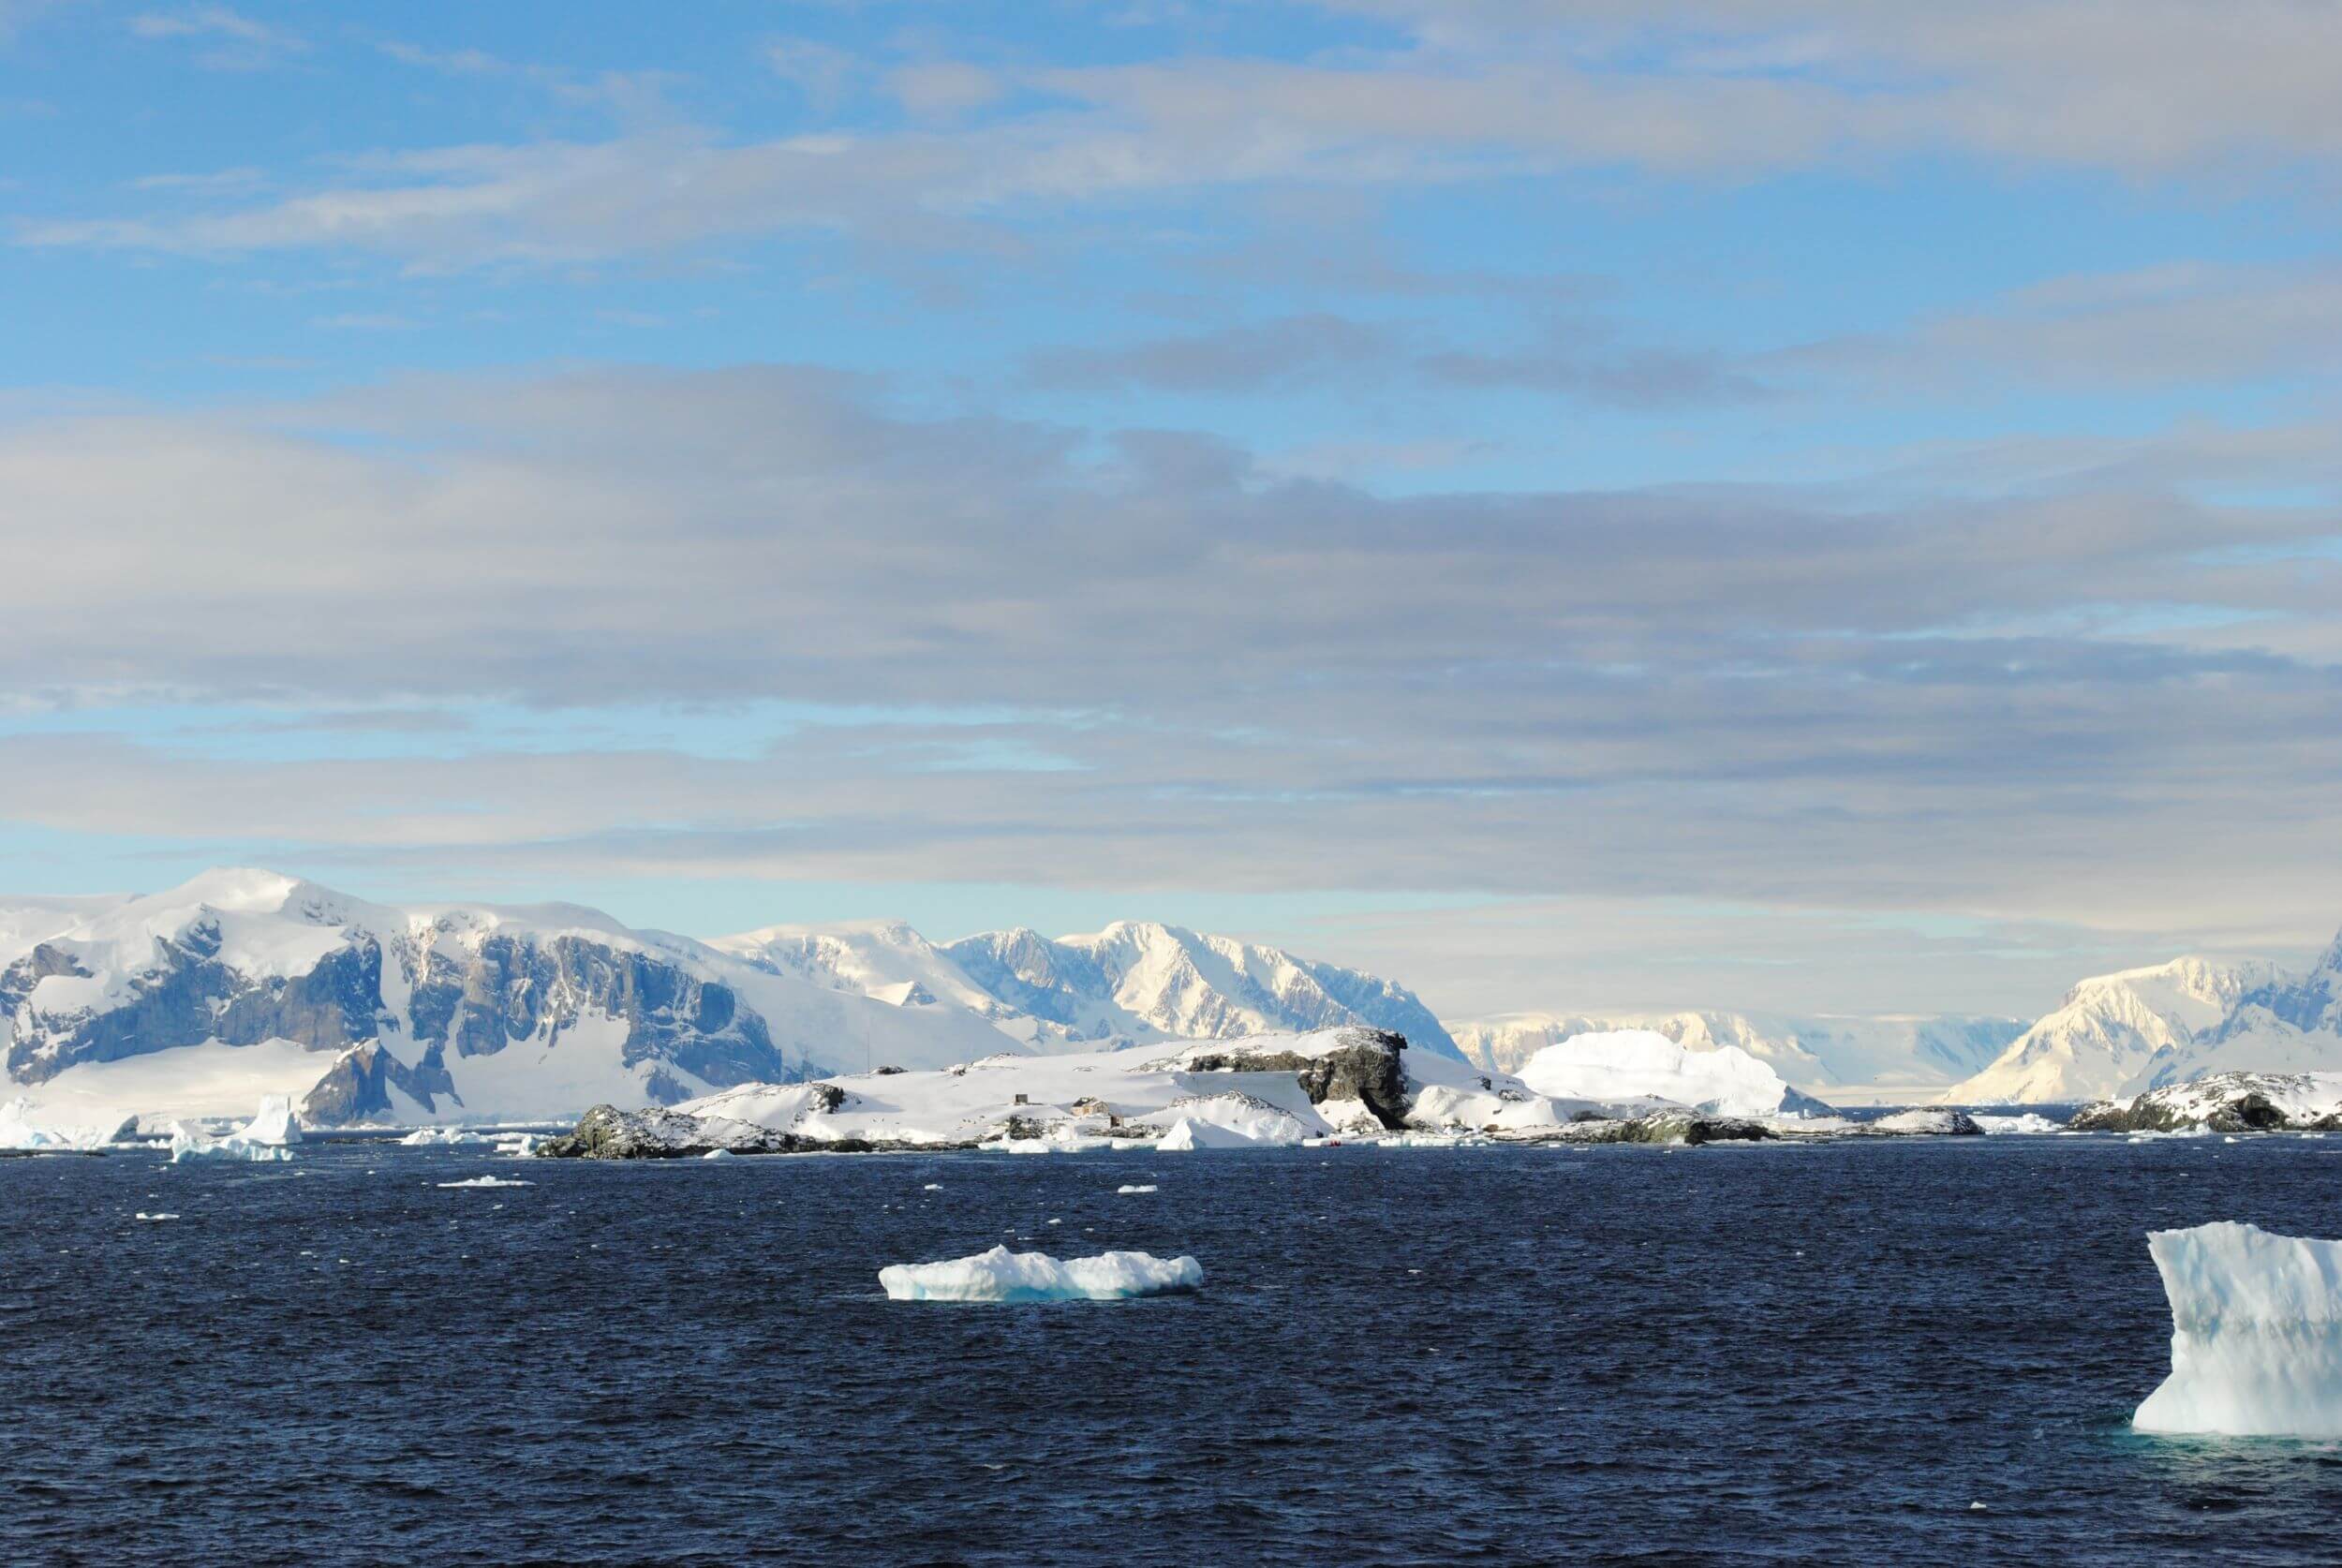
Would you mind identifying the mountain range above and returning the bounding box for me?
[8,866,2342,1123]
[0,869,1460,1126]
[1946,937,2342,1104]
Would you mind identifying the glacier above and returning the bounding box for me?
[879,1246,1204,1303]
[2134,1222,2342,1439]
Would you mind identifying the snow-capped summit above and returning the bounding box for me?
[2127,938,2342,1091]
[938,918,1462,1058]
[1947,955,2284,1104]
[0,867,1010,1128]
[0,869,1464,1126]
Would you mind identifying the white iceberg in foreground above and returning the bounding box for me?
[879,1245,1203,1302]
[2134,1221,2342,1438]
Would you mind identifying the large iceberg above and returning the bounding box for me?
[0,1098,131,1152]
[879,1246,1204,1302]
[2134,1221,2342,1438]
[1518,1030,1829,1118]
[168,1096,303,1163]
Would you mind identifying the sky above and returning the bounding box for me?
[5,0,2342,1022]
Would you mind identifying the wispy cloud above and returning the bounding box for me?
[128,5,304,68]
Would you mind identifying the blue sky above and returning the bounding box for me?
[6,0,2342,1018]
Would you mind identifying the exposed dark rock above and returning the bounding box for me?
[300,1043,458,1124]
[535,1103,920,1159]
[1552,1111,1774,1146]
[2071,1073,2316,1132]
[1176,1027,1411,1129]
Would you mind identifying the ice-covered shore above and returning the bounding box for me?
[2135,1221,2342,1439]
[530,1027,1920,1159]
[2074,1072,2342,1134]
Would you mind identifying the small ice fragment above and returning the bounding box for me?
[923,1183,943,1191]
[1115,1184,1158,1194]
[704,1148,734,1161]
[134,1212,180,1222]
[880,1246,1204,1302]
[437,1176,535,1189]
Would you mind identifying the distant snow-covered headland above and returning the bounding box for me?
[7,865,2342,1136]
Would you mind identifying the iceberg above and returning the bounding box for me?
[1155,1117,1265,1150]
[0,1098,132,1152]
[1518,1031,1828,1118]
[437,1176,534,1189]
[167,1099,303,1162]
[400,1127,489,1147]
[239,1095,303,1146]
[2133,1221,2342,1438]
[1973,1113,2064,1134]
[879,1245,1203,1302]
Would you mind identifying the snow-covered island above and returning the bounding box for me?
[528,1026,1988,1159]
[2070,1072,2342,1133]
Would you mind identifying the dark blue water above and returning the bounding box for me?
[8,1136,2342,1565]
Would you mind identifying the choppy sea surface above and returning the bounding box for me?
[8,1134,2342,1565]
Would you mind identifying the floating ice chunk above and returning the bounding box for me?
[238,1096,304,1147]
[437,1176,535,1189]
[922,1183,943,1191]
[0,1099,141,1151]
[400,1127,489,1147]
[494,1132,541,1158]
[703,1148,735,1161]
[1974,1113,2064,1134]
[1155,1117,1266,1150]
[1116,1184,1158,1194]
[134,1212,180,1221]
[168,1121,294,1163]
[2134,1221,2342,1438]
[879,1245,1203,1302]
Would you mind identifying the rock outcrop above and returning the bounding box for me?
[2070,1072,2342,1132]
[1175,1027,1410,1128]
[535,1104,871,1160]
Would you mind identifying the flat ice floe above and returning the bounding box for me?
[879,1245,1203,1302]
[2134,1221,2342,1438]
[437,1176,535,1189]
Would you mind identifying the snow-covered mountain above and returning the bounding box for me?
[1447,1010,2021,1104]
[0,869,1012,1127]
[717,917,1463,1059]
[2127,939,2342,1091]
[1946,956,2280,1104]
[0,870,1460,1126]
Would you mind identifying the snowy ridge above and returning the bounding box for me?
[1949,956,2279,1104]
[0,868,1012,1127]
[719,915,1461,1058]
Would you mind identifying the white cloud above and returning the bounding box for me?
[4,364,2340,960]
